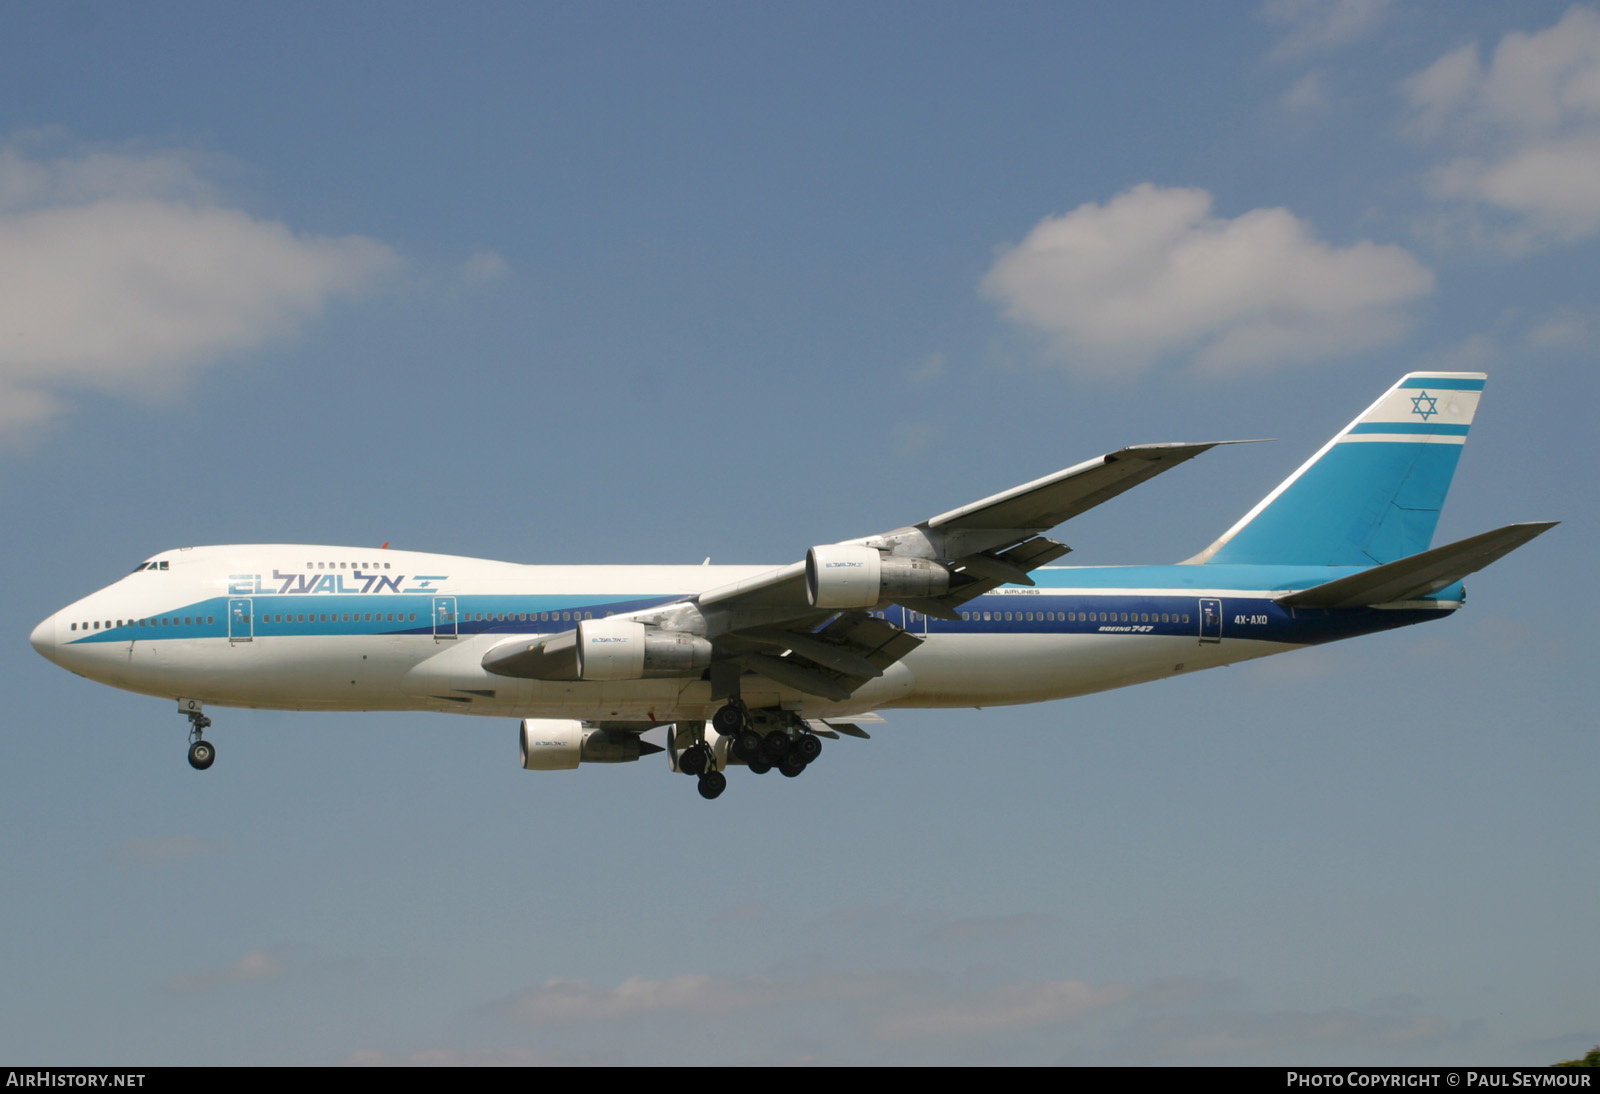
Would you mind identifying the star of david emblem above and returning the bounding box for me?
[1410,390,1439,421]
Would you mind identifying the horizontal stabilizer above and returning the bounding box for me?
[1278,522,1557,609]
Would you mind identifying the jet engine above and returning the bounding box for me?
[805,544,952,609]
[574,618,714,681]
[519,718,653,769]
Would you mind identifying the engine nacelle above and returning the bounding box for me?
[519,719,650,769]
[574,618,714,681]
[806,544,952,608]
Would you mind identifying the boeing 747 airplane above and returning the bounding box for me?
[29,373,1553,799]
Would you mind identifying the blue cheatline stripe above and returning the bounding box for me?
[924,589,1459,646]
[64,592,687,644]
[1399,377,1485,390]
[58,580,1464,652]
[1348,422,1471,436]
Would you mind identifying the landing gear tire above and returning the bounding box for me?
[793,733,822,764]
[778,758,806,778]
[748,758,772,776]
[187,740,215,771]
[698,770,727,800]
[680,744,710,777]
[712,704,746,735]
[761,733,792,765]
[733,730,763,762]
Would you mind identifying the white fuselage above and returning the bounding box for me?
[30,544,1443,723]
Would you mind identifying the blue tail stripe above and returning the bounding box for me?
[1399,377,1485,390]
[1349,422,1471,436]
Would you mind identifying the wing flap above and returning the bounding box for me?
[933,536,1074,610]
[733,612,922,699]
[805,718,875,739]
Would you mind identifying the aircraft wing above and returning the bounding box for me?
[675,440,1233,699]
[923,441,1238,537]
[488,441,1231,694]
[695,441,1232,607]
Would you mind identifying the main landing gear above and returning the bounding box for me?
[724,704,823,778]
[682,703,824,798]
[180,699,214,771]
[676,742,726,799]
[672,722,725,799]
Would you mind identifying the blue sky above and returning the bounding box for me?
[1,1,1594,1066]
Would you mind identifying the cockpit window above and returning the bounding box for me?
[132,560,170,572]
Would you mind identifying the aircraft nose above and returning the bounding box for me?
[30,614,56,663]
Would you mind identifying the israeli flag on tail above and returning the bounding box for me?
[1189,373,1486,568]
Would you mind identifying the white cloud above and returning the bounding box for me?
[906,351,945,385]
[459,248,511,283]
[1418,332,1497,374]
[0,141,400,436]
[1261,0,1393,59]
[495,971,906,1025]
[168,947,286,993]
[924,912,1055,944]
[111,834,230,867]
[501,974,777,1023]
[1429,133,1600,242]
[890,421,941,458]
[872,979,1130,1040]
[1406,6,1600,134]
[1406,6,1600,246]
[980,184,1432,375]
[343,1046,570,1067]
[1132,1006,1452,1060]
[1281,69,1331,113]
[1525,307,1591,348]
[495,968,1130,1046]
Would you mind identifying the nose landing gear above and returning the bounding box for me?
[187,738,215,770]
[180,699,214,771]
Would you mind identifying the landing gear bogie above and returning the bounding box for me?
[678,707,832,799]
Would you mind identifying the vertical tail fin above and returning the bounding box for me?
[1187,373,1486,567]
